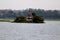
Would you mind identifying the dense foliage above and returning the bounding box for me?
[14,13,44,23]
[0,8,60,19]
[14,16,26,23]
[33,16,44,23]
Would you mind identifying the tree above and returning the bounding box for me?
[33,16,44,23]
[32,13,44,23]
[14,16,26,23]
[32,13,36,16]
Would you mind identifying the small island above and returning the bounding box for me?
[14,11,44,23]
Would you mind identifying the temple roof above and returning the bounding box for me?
[28,12,32,16]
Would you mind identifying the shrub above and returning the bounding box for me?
[33,16,44,23]
[14,16,26,23]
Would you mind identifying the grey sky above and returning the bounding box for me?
[0,0,60,10]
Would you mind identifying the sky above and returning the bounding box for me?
[0,0,60,10]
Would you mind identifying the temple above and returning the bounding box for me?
[26,11,33,22]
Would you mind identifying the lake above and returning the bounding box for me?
[0,21,60,40]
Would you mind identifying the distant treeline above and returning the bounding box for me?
[0,8,60,19]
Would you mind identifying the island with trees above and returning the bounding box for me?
[14,12,44,23]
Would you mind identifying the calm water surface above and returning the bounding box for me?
[0,21,60,40]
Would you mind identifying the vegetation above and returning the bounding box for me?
[32,13,44,23]
[14,13,44,23]
[0,8,60,22]
[0,18,14,22]
[0,9,60,19]
[14,16,26,23]
[33,16,44,23]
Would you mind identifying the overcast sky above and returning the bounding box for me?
[0,0,60,10]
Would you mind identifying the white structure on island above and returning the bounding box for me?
[26,12,33,21]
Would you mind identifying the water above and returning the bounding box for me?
[0,21,60,40]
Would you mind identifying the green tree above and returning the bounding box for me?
[33,16,44,23]
[32,13,44,23]
[32,13,36,16]
[14,16,26,23]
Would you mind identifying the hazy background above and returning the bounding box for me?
[0,0,60,10]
